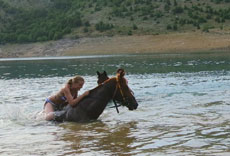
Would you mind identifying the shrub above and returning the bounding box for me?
[133,24,138,30]
[173,6,184,14]
[167,24,172,30]
[95,21,114,32]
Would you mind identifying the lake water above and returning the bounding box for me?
[1,53,230,155]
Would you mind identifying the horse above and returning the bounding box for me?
[54,72,138,122]
[97,71,109,84]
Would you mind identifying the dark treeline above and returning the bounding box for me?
[0,0,230,44]
[0,0,82,44]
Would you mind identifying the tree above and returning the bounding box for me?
[167,24,172,30]
[95,21,113,32]
[173,6,184,14]
[133,24,138,30]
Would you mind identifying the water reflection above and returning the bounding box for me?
[59,121,138,155]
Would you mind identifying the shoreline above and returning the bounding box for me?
[0,31,230,58]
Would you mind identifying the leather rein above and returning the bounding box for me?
[110,76,127,113]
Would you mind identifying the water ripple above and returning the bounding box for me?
[1,54,230,155]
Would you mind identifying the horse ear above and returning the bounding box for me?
[103,71,107,76]
[117,72,124,80]
[119,71,125,77]
[97,71,100,76]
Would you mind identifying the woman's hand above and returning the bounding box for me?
[83,91,90,96]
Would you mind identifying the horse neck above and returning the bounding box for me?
[103,78,117,100]
[91,78,117,102]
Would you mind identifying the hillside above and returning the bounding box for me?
[0,0,230,44]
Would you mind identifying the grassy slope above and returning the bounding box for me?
[1,0,51,9]
[70,0,230,37]
[1,0,230,39]
[0,0,230,57]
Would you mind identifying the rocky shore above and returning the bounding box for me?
[0,31,230,58]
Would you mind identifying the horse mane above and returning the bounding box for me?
[89,73,127,96]
[89,77,116,94]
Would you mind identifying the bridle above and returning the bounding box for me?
[111,76,129,113]
[99,75,132,113]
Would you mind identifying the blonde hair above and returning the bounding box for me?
[67,76,84,86]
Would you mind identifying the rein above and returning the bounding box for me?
[111,83,120,113]
[110,76,126,113]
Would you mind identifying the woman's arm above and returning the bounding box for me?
[71,91,89,106]
[63,86,89,107]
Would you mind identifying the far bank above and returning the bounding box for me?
[0,31,229,58]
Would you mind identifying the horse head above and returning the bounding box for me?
[112,72,138,111]
[97,71,109,85]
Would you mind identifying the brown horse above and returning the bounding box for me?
[54,72,138,122]
[97,71,109,84]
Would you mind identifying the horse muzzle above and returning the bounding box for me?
[125,97,138,110]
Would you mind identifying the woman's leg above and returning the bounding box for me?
[44,102,55,121]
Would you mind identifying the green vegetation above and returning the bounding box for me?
[0,0,230,44]
[0,0,82,43]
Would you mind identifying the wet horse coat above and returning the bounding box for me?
[55,73,138,122]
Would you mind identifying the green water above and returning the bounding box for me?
[1,53,230,79]
[1,53,230,155]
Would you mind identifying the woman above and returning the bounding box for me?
[44,76,89,121]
